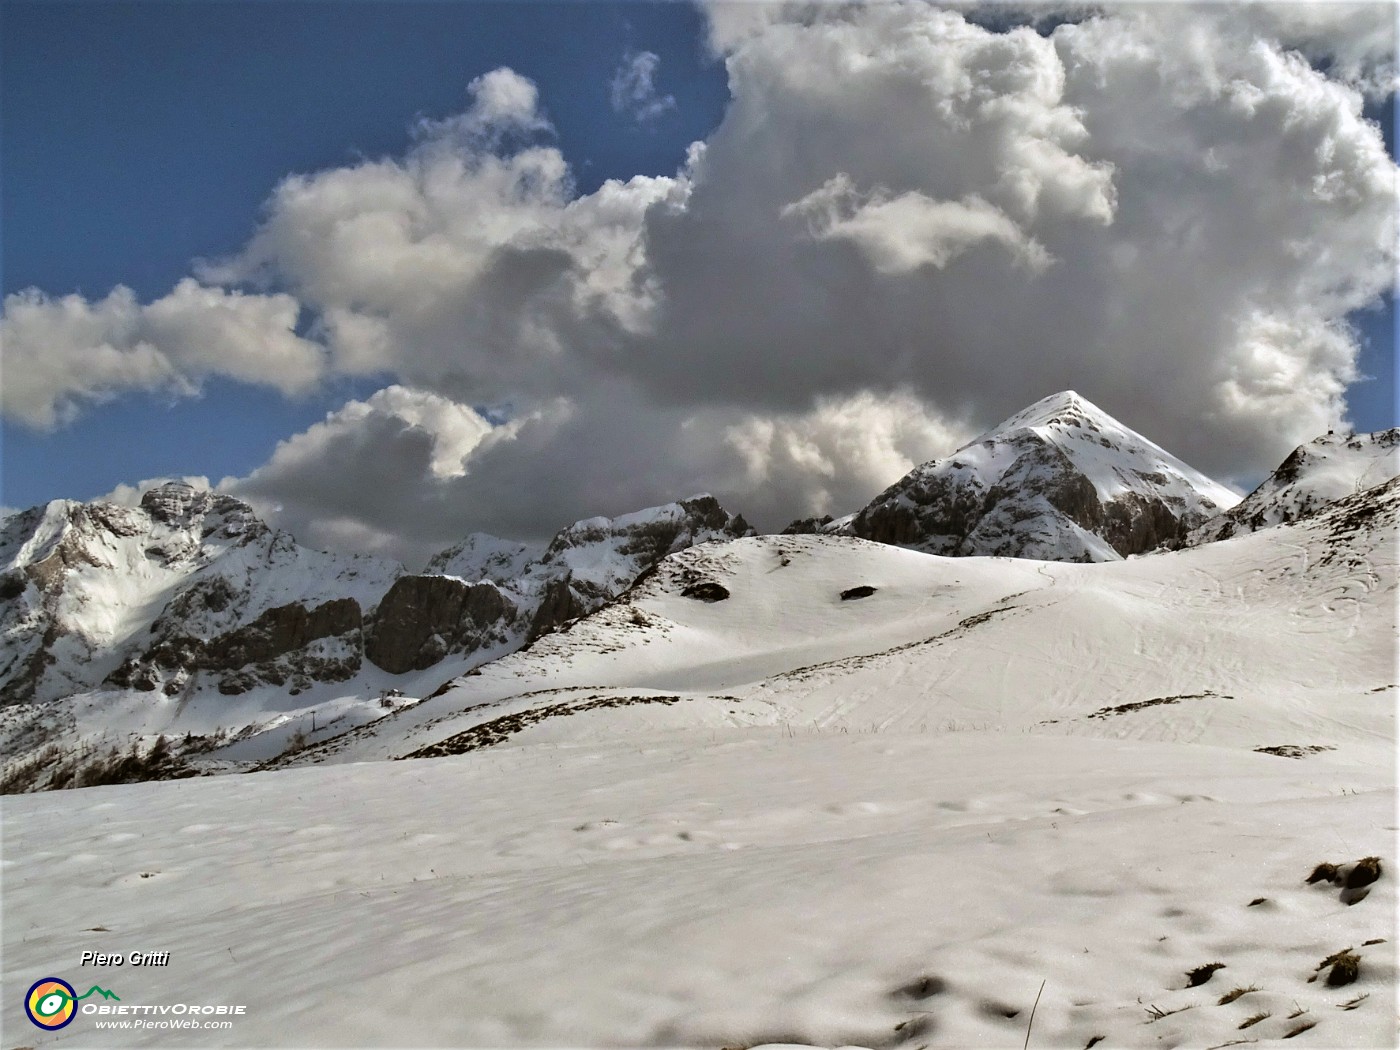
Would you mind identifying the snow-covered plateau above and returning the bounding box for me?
[2,393,1397,1049]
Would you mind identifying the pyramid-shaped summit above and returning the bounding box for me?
[837,390,1240,562]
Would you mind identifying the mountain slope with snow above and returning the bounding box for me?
[4,477,1393,1050]
[832,390,1239,561]
[0,482,401,707]
[283,475,1394,771]
[1185,428,1398,546]
[0,491,756,787]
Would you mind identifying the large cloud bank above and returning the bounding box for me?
[5,3,1395,561]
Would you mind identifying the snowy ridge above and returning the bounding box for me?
[0,490,755,783]
[1185,427,1399,546]
[833,390,1239,561]
[282,474,1395,769]
[424,533,542,585]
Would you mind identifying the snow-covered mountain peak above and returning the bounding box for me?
[0,482,400,706]
[988,389,1106,434]
[1185,427,1399,546]
[137,481,259,536]
[835,391,1240,561]
[978,391,1239,509]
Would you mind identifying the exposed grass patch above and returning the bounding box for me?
[1254,745,1335,759]
[1087,691,1231,720]
[1238,1011,1270,1030]
[1218,985,1258,1005]
[1185,962,1226,987]
[1283,1020,1317,1038]
[1337,993,1369,1011]
[401,694,686,758]
[1345,856,1381,888]
[1305,862,1339,884]
[1315,948,1360,987]
[680,581,729,602]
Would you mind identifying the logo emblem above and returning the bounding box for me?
[25,977,78,1029]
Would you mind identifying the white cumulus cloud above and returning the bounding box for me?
[0,280,323,428]
[7,5,1396,551]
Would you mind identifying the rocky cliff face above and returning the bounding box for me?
[365,577,516,675]
[363,495,756,672]
[1182,429,1399,547]
[0,483,399,705]
[836,391,1240,561]
[0,483,758,715]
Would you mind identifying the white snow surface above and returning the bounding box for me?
[4,478,1394,1049]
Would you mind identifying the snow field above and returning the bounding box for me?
[3,732,1393,1048]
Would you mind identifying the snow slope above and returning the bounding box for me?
[2,479,1394,1049]
[287,478,1392,769]
[1186,429,1399,546]
[833,391,1240,561]
[425,533,543,584]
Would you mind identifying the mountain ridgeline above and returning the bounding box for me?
[0,488,753,707]
[1,390,1394,791]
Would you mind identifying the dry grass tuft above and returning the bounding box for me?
[1145,1003,1194,1023]
[1315,948,1360,987]
[1238,1012,1271,1029]
[1218,985,1259,1005]
[1345,856,1382,889]
[1306,862,1339,884]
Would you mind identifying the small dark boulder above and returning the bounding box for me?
[681,581,729,603]
[0,571,26,601]
[840,585,877,601]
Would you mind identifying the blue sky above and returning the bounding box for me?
[2,1,729,509]
[2,2,1396,558]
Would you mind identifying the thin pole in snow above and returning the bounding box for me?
[1024,979,1046,1050]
